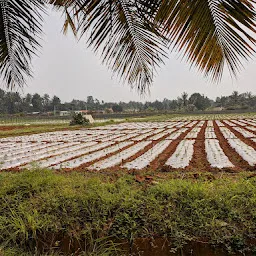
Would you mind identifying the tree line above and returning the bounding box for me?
[0,89,255,115]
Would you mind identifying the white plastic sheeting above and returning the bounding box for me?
[123,140,171,170]
[205,139,234,168]
[88,141,151,170]
[165,140,195,168]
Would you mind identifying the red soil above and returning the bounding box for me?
[213,121,253,171]
[187,121,212,172]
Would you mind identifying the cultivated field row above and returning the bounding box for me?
[0,119,256,172]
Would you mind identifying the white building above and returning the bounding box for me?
[60,111,71,116]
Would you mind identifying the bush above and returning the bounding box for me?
[69,113,89,126]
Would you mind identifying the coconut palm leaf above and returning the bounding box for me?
[0,0,44,89]
[156,0,256,81]
[0,0,255,91]
[66,0,167,92]
[54,0,256,89]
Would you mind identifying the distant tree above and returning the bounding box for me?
[143,101,150,111]
[0,88,255,115]
[51,96,61,107]
[0,88,5,98]
[220,96,228,108]
[87,96,94,104]
[151,100,164,111]
[43,94,50,111]
[94,98,100,110]
[0,88,5,112]
[50,96,61,113]
[24,93,32,104]
[245,92,252,100]
[112,104,123,112]
[31,93,43,112]
[189,93,211,111]
[20,93,32,112]
[162,98,171,110]
[231,91,240,105]
[177,97,183,110]
[169,100,178,110]
[181,92,188,107]
[4,91,22,114]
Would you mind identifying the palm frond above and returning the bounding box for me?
[1,0,255,92]
[156,0,256,81]
[62,7,77,36]
[51,0,256,90]
[48,0,79,36]
[64,0,167,93]
[0,0,44,89]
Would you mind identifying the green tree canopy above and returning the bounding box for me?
[189,93,211,111]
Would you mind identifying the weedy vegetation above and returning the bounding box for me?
[0,170,256,255]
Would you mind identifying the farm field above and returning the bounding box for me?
[0,117,70,126]
[0,116,256,172]
[0,117,123,126]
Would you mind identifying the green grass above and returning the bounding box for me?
[0,120,123,138]
[0,124,77,138]
[0,170,256,255]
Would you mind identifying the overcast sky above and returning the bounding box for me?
[21,10,256,103]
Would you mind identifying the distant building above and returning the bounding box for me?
[104,108,114,113]
[84,114,94,124]
[74,110,89,114]
[211,107,224,111]
[124,108,139,113]
[60,111,71,116]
